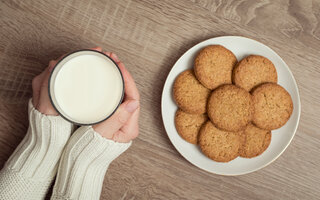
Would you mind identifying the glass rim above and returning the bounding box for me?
[48,49,125,126]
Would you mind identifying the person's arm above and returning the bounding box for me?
[0,100,73,199]
[51,51,140,200]
[51,127,131,200]
[0,52,78,199]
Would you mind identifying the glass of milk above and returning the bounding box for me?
[49,50,124,125]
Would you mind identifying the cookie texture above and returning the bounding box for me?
[239,123,271,158]
[199,121,241,162]
[175,109,208,144]
[252,83,293,130]
[207,84,253,132]
[194,45,237,90]
[173,70,211,114]
[233,55,277,91]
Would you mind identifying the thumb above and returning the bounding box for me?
[93,99,139,139]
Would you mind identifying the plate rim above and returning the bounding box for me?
[161,35,301,176]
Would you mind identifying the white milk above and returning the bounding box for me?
[50,51,123,124]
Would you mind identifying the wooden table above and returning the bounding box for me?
[1,0,319,199]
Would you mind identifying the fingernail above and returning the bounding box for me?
[48,60,56,72]
[93,47,102,51]
[125,100,139,113]
[48,65,54,72]
[111,52,120,62]
[104,51,111,57]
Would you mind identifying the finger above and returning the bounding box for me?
[112,129,130,143]
[33,59,57,107]
[103,51,111,57]
[93,99,139,138]
[110,52,120,63]
[120,107,140,140]
[48,60,58,72]
[90,47,102,51]
[102,52,140,101]
[117,61,140,101]
[38,67,52,104]
[112,106,139,143]
[113,109,139,143]
[32,70,47,107]
[37,65,58,115]
[112,130,131,143]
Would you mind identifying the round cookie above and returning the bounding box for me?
[173,69,210,114]
[239,123,271,158]
[252,83,293,130]
[207,84,253,132]
[175,109,208,144]
[233,55,277,91]
[199,121,241,162]
[194,45,237,90]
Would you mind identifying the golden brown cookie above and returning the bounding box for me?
[199,121,241,162]
[252,83,293,130]
[233,55,277,91]
[207,84,253,132]
[173,69,211,114]
[194,45,237,90]
[239,123,271,158]
[174,109,208,144]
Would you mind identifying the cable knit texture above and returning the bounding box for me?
[0,99,74,199]
[51,126,131,200]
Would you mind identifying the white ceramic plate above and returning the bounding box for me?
[161,36,301,176]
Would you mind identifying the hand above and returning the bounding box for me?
[32,47,102,115]
[93,51,140,143]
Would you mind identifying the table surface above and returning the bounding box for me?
[0,0,319,199]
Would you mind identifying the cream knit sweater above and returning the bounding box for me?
[0,99,131,200]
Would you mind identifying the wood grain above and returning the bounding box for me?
[0,0,319,199]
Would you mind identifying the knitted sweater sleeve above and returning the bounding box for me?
[0,99,74,199]
[51,126,131,200]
